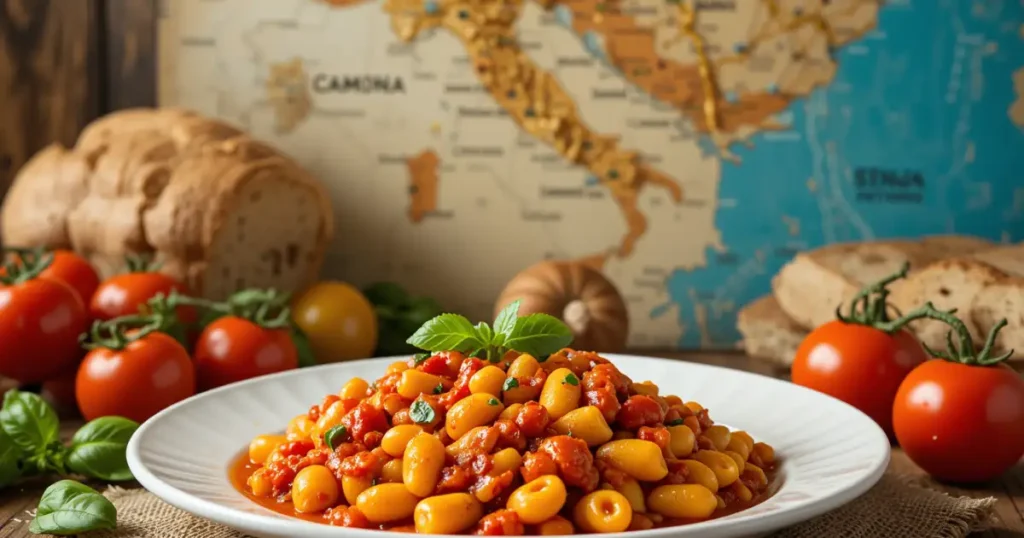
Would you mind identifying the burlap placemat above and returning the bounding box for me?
[73,470,995,538]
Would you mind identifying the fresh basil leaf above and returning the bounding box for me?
[1,390,59,454]
[324,425,348,449]
[413,353,431,365]
[502,314,574,357]
[289,324,318,368]
[502,378,519,391]
[492,300,520,339]
[432,383,444,395]
[666,418,684,426]
[29,480,116,535]
[474,322,494,346]
[487,398,500,406]
[563,373,579,386]
[409,400,436,424]
[66,417,139,482]
[0,427,24,487]
[406,314,485,352]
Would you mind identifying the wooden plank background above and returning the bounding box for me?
[0,0,157,205]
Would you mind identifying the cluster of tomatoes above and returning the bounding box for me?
[0,248,379,425]
[790,264,1024,484]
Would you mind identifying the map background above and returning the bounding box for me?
[158,0,1024,349]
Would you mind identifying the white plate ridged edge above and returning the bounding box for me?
[127,354,890,538]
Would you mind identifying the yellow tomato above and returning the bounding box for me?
[292,281,378,362]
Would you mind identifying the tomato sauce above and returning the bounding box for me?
[229,448,781,532]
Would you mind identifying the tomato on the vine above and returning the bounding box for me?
[90,256,194,323]
[194,316,298,391]
[4,248,99,306]
[0,254,89,383]
[77,330,196,423]
[893,310,1024,483]
[791,264,928,438]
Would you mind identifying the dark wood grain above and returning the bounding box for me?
[0,351,1021,537]
[103,0,158,110]
[0,0,101,200]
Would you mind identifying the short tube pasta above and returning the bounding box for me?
[234,348,777,534]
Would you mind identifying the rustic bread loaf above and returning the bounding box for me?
[1,108,333,299]
[970,243,1024,277]
[888,259,1007,352]
[1,144,92,248]
[737,295,807,366]
[772,240,942,330]
[963,243,1024,356]
[971,276,1024,357]
[919,234,996,257]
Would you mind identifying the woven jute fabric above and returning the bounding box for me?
[82,470,996,538]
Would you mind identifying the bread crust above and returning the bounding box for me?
[737,295,807,366]
[1,108,332,298]
[772,240,940,330]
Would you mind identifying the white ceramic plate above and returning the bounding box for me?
[127,355,889,538]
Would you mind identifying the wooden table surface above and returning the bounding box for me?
[0,351,1021,537]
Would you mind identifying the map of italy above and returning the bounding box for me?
[157,0,1024,348]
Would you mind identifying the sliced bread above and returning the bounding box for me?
[737,294,808,366]
[889,259,1007,352]
[971,243,1024,277]
[919,234,996,257]
[2,108,334,300]
[772,240,941,330]
[971,276,1024,358]
[0,144,91,248]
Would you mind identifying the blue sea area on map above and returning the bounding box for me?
[659,0,1024,348]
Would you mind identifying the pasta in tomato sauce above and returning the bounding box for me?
[230,349,778,534]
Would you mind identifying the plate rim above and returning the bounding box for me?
[127,353,891,537]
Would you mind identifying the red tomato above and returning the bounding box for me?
[791,320,928,438]
[40,251,100,307]
[3,250,100,307]
[90,272,195,323]
[193,316,299,391]
[0,278,89,383]
[893,360,1024,483]
[76,331,196,423]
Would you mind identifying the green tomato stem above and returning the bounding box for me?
[0,247,55,286]
[876,301,1014,366]
[834,262,909,329]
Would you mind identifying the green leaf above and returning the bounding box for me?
[502,377,519,391]
[502,314,574,357]
[474,322,494,345]
[289,324,318,368]
[406,314,485,352]
[487,398,500,406]
[413,353,431,365]
[409,400,436,425]
[432,383,444,395]
[363,282,409,307]
[0,427,24,487]
[29,480,117,535]
[66,417,139,482]
[563,373,579,386]
[324,425,348,449]
[492,300,520,338]
[666,418,684,426]
[1,390,59,454]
